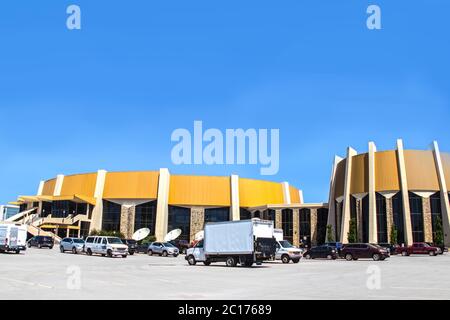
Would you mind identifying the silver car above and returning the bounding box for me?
[60,237,85,254]
[148,242,179,257]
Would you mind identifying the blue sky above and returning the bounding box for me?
[0,0,449,204]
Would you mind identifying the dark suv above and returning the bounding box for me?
[169,239,190,254]
[28,236,54,249]
[303,245,338,260]
[340,243,389,261]
[121,239,138,255]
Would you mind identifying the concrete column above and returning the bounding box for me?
[340,147,357,244]
[422,197,433,243]
[275,209,282,229]
[53,174,65,196]
[335,199,343,241]
[282,182,291,205]
[356,197,363,242]
[396,139,414,245]
[432,141,450,246]
[298,190,304,204]
[327,156,344,241]
[190,207,205,242]
[310,208,318,245]
[120,205,136,239]
[368,142,378,244]
[293,209,300,247]
[230,175,240,221]
[90,170,107,232]
[37,181,45,196]
[155,168,171,241]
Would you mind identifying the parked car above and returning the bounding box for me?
[426,242,447,255]
[340,243,389,261]
[325,242,343,254]
[84,236,128,258]
[377,243,399,255]
[275,240,302,263]
[0,224,27,254]
[148,242,179,257]
[121,239,138,255]
[136,243,150,254]
[28,236,54,249]
[303,245,338,260]
[396,242,441,256]
[59,237,85,254]
[169,239,190,254]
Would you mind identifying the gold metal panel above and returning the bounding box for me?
[404,150,439,191]
[350,154,368,194]
[289,185,301,204]
[239,178,284,207]
[169,175,231,206]
[375,150,400,192]
[61,173,98,197]
[103,171,159,199]
[334,159,347,198]
[41,179,56,196]
[440,152,450,188]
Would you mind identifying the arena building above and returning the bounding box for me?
[9,139,450,246]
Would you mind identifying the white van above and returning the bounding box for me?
[84,236,128,258]
[0,224,27,254]
[273,229,303,264]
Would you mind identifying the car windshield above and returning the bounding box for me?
[279,240,294,248]
[163,242,176,247]
[127,240,137,244]
[107,238,123,244]
[73,239,84,244]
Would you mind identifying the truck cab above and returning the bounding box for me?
[275,240,302,264]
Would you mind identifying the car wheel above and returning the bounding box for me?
[107,250,113,258]
[122,255,127,258]
[326,254,332,260]
[401,251,408,256]
[129,252,134,256]
[60,246,64,253]
[72,247,77,254]
[162,251,168,257]
[15,249,20,254]
[372,253,381,261]
[38,244,42,249]
[173,253,179,258]
[187,255,197,266]
[345,253,353,261]
[225,256,237,267]
[49,246,53,250]
[27,242,31,248]
[305,254,311,260]
[429,251,436,256]
[292,259,300,264]
[87,248,92,256]
[148,250,153,256]
[281,255,290,264]
[203,260,211,266]
[183,248,187,254]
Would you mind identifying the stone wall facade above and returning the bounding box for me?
[275,209,282,229]
[422,197,433,243]
[120,205,135,239]
[293,209,300,247]
[386,197,394,243]
[190,207,205,242]
[310,209,318,245]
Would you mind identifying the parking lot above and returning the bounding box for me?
[1,248,449,300]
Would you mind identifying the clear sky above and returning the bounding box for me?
[0,0,449,204]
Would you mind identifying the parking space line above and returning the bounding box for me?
[0,277,53,289]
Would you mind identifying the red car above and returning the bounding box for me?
[396,242,441,256]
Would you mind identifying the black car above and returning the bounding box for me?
[303,245,338,260]
[28,236,54,249]
[121,239,138,255]
[169,239,190,254]
[377,243,399,255]
[135,243,150,254]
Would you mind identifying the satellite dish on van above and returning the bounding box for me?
[164,229,182,242]
[194,230,204,241]
[132,228,150,241]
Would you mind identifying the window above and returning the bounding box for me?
[392,192,405,244]
[361,196,369,243]
[134,201,157,235]
[102,200,121,232]
[316,208,328,245]
[41,201,52,217]
[51,201,76,218]
[262,209,275,223]
[240,208,252,220]
[299,209,311,245]
[376,193,388,243]
[168,206,191,241]
[430,192,443,243]
[409,192,424,242]
[281,209,293,243]
[205,207,230,223]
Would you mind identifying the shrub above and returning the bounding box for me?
[347,218,357,243]
[326,224,334,243]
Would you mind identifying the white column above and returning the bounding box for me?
[37,181,45,196]
[53,174,65,196]
[155,168,171,241]
[368,141,378,243]
[340,147,357,244]
[230,175,240,221]
[396,139,413,245]
[432,141,450,246]
[298,190,304,204]
[90,170,107,232]
[282,182,291,205]
[327,155,343,241]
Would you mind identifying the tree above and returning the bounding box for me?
[390,226,398,245]
[89,229,125,239]
[141,235,157,244]
[347,219,357,243]
[434,216,444,245]
[326,224,334,243]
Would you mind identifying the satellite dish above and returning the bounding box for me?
[132,228,150,241]
[194,230,204,241]
[164,229,182,242]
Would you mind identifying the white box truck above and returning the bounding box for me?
[0,224,27,254]
[185,219,277,267]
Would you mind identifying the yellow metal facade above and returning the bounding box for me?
[61,173,98,197]
[404,150,440,191]
[239,178,284,207]
[103,171,159,199]
[334,159,347,198]
[441,152,450,188]
[375,150,401,192]
[289,185,301,204]
[41,179,56,196]
[350,153,368,194]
